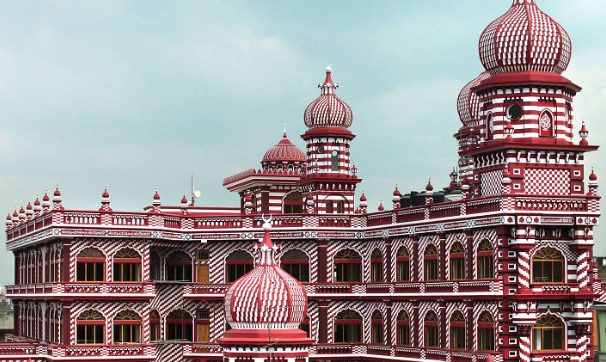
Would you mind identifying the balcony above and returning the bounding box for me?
[6,282,155,300]
[0,340,155,360]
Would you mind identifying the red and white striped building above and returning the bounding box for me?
[0,1,603,361]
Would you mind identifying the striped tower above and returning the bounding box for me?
[300,66,362,214]
[218,218,313,362]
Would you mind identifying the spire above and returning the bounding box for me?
[257,215,279,265]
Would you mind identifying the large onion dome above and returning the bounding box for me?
[220,219,310,344]
[457,71,490,126]
[262,132,306,164]
[304,66,353,129]
[479,0,571,75]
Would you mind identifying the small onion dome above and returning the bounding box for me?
[12,210,18,219]
[6,213,12,226]
[102,188,110,199]
[479,0,571,75]
[393,185,401,197]
[457,72,490,125]
[181,194,188,206]
[579,122,589,146]
[221,219,309,344]
[34,197,41,207]
[378,201,385,211]
[262,132,306,163]
[426,179,434,192]
[360,192,367,202]
[25,202,33,217]
[53,187,61,197]
[42,192,50,203]
[153,189,161,201]
[304,66,353,129]
[590,169,598,181]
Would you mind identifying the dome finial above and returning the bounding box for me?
[283,123,287,138]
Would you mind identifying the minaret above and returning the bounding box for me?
[218,217,313,361]
[300,66,362,214]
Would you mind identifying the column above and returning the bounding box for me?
[411,238,419,281]
[466,302,474,350]
[465,231,473,279]
[385,238,393,282]
[317,239,328,283]
[318,301,329,343]
[439,302,447,349]
[438,235,446,280]
[386,301,393,345]
[62,240,72,282]
[62,303,72,345]
[412,302,420,346]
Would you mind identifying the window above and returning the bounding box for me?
[113,249,141,282]
[532,315,564,351]
[334,310,362,343]
[195,309,210,342]
[336,200,345,213]
[195,250,209,283]
[76,310,104,345]
[371,249,383,282]
[284,192,304,214]
[424,245,439,281]
[150,251,161,281]
[300,316,310,338]
[397,247,410,282]
[532,248,564,283]
[113,310,141,344]
[326,201,334,214]
[150,311,160,342]
[166,251,192,282]
[76,248,105,282]
[539,110,554,138]
[450,311,466,349]
[371,311,383,344]
[226,251,254,283]
[331,150,339,171]
[486,112,494,140]
[425,311,439,348]
[507,103,523,120]
[478,240,494,279]
[334,249,361,283]
[450,243,465,280]
[166,310,193,341]
[281,250,309,283]
[478,312,495,351]
[397,311,410,346]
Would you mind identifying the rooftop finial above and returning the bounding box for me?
[325,63,332,73]
[283,123,287,138]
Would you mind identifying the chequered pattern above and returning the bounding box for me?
[457,71,490,126]
[304,71,353,128]
[481,170,503,197]
[524,168,570,195]
[262,135,306,163]
[479,0,571,74]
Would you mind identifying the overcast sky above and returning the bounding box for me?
[0,0,605,287]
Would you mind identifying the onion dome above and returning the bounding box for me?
[181,193,189,210]
[53,187,61,198]
[221,218,309,344]
[360,192,367,202]
[5,213,12,227]
[590,169,598,181]
[12,210,18,221]
[426,179,434,192]
[153,189,161,201]
[262,132,306,164]
[42,192,50,203]
[304,65,353,129]
[25,202,33,218]
[102,188,110,199]
[579,121,589,146]
[378,201,385,212]
[479,0,571,75]
[457,72,490,125]
[393,185,401,197]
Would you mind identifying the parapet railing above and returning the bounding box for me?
[6,194,593,242]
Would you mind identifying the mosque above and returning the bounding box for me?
[0,1,603,361]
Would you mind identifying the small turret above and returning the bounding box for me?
[378,201,385,212]
[588,168,598,196]
[392,184,401,209]
[579,121,589,146]
[42,191,51,212]
[152,189,161,213]
[6,213,12,228]
[18,206,26,223]
[11,210,18,224]
[359,192,368,214]
[53,186,63,210]
[25,202,33,220]
[100,188,111,212]
[33,196,42,216]
[425,179,434,205]
[181,193,189,214]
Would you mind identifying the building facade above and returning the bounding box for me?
[0,1,603,361]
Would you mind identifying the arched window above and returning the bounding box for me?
[334,310,362,343]
[336,200,345,213]
[76,310,105,345]
[300,316,310,338]
[539,110,554,138]
[397,311,410,346]
[331,150,339,171]
[478,240,494,279]
[150,311,160,342]
[450,242,465,280]
[397,247,410,282]
[150,251,161,281]
[165,251,192,282]
[76,248,105,282]
[371,311,383,344]
[326,200,334,214]
[532,248,564,283]
[478,312,494,351]
[226,251,254,283]
[281,250,309,283]
[284,192,304,214]
[485,112,494,140]
[113,249,141,282]
[195,309,210,342]
[114,310,141,344]
[533,315,564,351]
[450,311,465,349]
[424,245,438,281]
[425,311,439,347]
[334,249,361,283]
[371,249,383,282]
[166,310,193,341]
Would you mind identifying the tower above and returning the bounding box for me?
[218,218,313,362]
[300,66,362,214]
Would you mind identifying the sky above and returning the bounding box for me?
[0,0,605,287]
